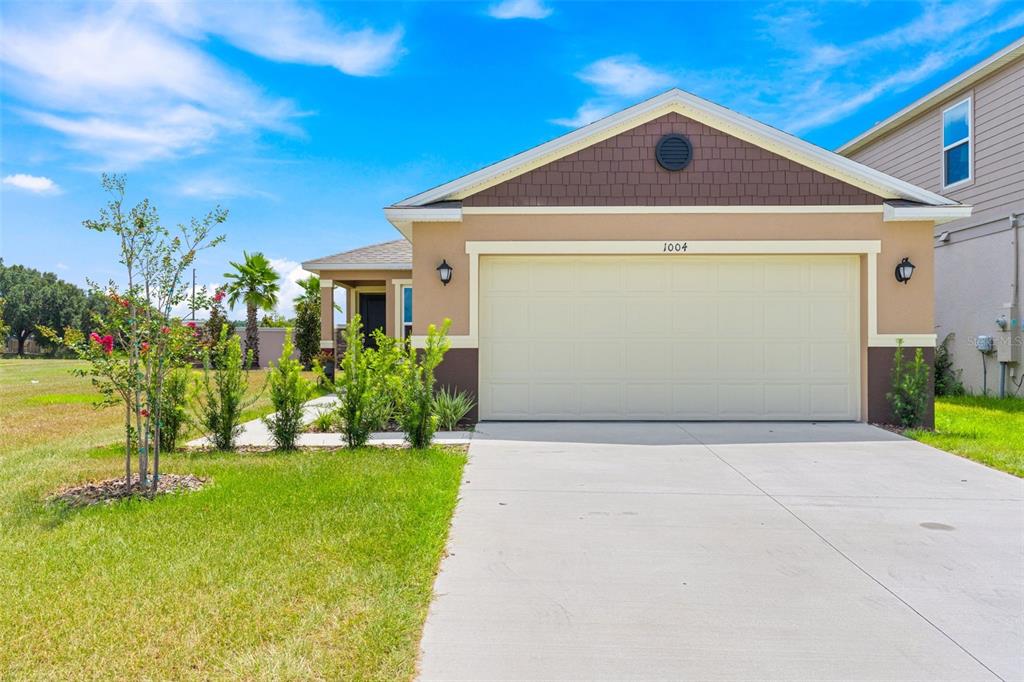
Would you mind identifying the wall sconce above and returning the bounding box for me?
[894,257,916,284]
[436,259,453,286]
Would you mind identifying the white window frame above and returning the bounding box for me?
[393,279,413,339]
[941,96,972,189]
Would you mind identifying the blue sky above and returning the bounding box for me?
[2,0,1022,317]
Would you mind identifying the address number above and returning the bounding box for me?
[662,242,688,252]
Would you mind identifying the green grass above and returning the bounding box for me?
[0,359,467,680]
[906,395,1024,477]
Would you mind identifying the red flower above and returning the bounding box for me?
[141,342,150,353]
[140,408,149,418]
[213,289,225,303]
[161,326,171,334]
[185,321,197,329]
[90,333,114,354]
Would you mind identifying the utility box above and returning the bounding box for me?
[977,335,994,353]
[996,306,1022,364]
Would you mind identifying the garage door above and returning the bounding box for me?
[479,255,860,420]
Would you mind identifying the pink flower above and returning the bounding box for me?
[161,326,171,334]
[213,289,225,303]
[185,321,197,329]
[89,332,113,354]
[141,342,150,353]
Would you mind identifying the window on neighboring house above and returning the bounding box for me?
[942,98,971,187]
[402,285,412,338]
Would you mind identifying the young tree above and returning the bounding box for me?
[223,251,279,368]
[293,275,321,370]
[43,174,226,492]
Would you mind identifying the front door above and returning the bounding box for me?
[358,293,387,348]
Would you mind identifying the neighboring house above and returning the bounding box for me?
[303,89,970,425]
[839,37,1023,396]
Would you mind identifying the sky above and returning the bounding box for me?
[2,0,1022,318]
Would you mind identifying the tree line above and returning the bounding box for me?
[1,254,324,369]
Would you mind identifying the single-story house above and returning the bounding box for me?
[303,89,972,425]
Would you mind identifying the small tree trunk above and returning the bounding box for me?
[124,402,132,493]
[17,333,26,357]
[246,304,259,369]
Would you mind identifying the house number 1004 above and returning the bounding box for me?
[663,242,688,252]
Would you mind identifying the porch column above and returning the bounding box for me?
[320,279,335,351]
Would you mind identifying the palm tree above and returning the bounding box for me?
[295,274,320,307]
[223,251,280,368]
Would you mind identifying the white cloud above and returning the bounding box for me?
[550,100,618,128]
[150,3,405,76]
[0,2,404,166]
[2,173,60,194]
[488,0,553,20]
[577,55,674,98]
[177,175,276,201]
[267,258,312,319]
[553,55,674,128]
[745,0,1024,134]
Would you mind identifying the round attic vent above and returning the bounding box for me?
[655,134,693,171]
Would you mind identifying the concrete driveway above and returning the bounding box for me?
[419,422,1023,681]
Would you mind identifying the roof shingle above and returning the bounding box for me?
[302,239,411,269]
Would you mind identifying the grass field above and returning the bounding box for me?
[0,359,466,680]
[906,395,1024,477]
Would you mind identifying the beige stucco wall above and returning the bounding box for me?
[411,212,935,339]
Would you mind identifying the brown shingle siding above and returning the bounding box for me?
[463,112,881,207]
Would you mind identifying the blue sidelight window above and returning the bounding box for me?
[402,286,412,338]
[942,98,971,187]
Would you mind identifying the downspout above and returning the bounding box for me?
[1001,212,1021,397]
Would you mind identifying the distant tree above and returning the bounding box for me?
[0,259,89,355]
[0,298,9,341]
[259,312,290,327]
[294,274,321,370]
[223,251,279,368]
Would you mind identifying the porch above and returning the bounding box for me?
[301,239,413,355]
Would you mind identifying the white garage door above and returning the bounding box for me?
[479,255,860,421]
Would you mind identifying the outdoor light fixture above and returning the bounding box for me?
[894,257,916,284]
[436,259,453,286]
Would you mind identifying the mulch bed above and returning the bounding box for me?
[48,473,207,508]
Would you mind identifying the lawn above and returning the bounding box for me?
[906,395,1024,477]
[0,359,467,680]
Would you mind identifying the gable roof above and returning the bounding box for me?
[838,36,1024,156]
[392,88,959,210]
[302,239,411,271]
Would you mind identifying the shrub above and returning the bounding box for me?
[263,329,314,450]
[396,319,451,448]
[333,315,379,448]
[192,325,259,450]
[158,367,191,452]
[365,329,404,430]
[934,333,965,397]
[887,338,931,428]
[309,408,338,433]
[434,386,475,430]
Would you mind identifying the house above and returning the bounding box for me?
[838,37,1023,396]
[303,89,971,425]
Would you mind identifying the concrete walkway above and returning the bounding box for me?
[419,422,1024,681]
[185,395,472,448]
